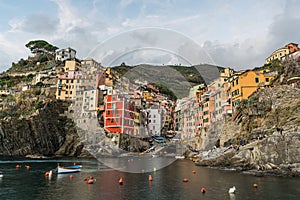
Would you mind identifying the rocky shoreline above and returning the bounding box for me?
[191,133,300,177]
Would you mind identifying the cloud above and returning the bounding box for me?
[8,14,58,34]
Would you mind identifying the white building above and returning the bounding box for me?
[147,107,162,136]
[55,47,76,62]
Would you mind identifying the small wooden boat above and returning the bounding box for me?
[57,166,81,174]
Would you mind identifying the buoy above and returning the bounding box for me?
[70,175,74,179]
[183,178,188,183]
[192,170,196,174]
[201,187,206,193]
[141,169,145,173]
[148,175,153,181]
[16,165,21,169]
[253,183,258,188]
[119,177,123,185]
[45,171,50,177]
[25,165,30,170]
[88,179,94,184]
[228,186,236,194]
[90,176,94,180]
[73,162,76,165]
[83,177,88,181]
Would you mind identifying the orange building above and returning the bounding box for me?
[230,70,275,107]
[104,94,134,134]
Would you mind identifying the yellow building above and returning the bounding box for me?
[230,70,275,107]
[55,60,81,100]
[266,43,300,64]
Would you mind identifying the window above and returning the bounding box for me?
[66,80,69,83]
[65,91,68,94]
[70,91,72,95]
[255,77,259,83]
[58,91,61,96]
[107,111,110,115]
[236,79,238,85]
[265,78,269,82]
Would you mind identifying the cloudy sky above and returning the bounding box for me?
[0,0,300,72]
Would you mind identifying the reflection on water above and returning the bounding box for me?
[0,157,299,200]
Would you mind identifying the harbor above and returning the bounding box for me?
[0,157,299,200]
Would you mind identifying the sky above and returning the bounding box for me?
[0,0,300,72]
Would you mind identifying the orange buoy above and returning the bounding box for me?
[253,183,258,188]
[88,179,94,184]
[25,165,30,170]
[183,178,188,183]
[45,171,50,177]
[16,165,21,169]
[73,162,76,165]
[83,177,88,181]
[70,175,74,179]
[201,187,206,193]
[90,176,94,180]
[192,170,196,174]
[119,177,123,185]
[148,175,153,181]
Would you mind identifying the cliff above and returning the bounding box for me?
[0,98,83,157]
[196,85,300,176]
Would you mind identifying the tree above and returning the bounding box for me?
[25,40,58,55]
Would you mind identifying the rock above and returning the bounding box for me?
[0,100,83,157]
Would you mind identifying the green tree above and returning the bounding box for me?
[25,40,58,55]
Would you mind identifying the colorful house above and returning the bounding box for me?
[104,94,134,134]
[230,70,275,107]
[266,43,300,64]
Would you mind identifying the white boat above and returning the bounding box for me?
[57,166,81,174]
[175,155,185,159]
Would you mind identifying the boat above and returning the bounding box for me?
[175,155,185,159]
[65,165,82,169]
[0,171,3,178]
[57,166,81,174]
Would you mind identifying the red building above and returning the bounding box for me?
[104,94,134,134]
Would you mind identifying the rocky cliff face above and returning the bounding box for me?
[0,100,83,157]
[196,85,300,176]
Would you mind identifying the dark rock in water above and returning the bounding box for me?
[119,134,150,152]
[0,100,83,157]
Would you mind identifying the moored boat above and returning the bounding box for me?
[175,155,185,159]
[57,166,81,174]
[65,165,82,169]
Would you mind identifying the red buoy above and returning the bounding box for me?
[25,165,30,170]
[69,175,74,179]
[192,170,196,174]
[119,177,123,185]
[83,177,88,181]
[183,178,188,183]
[141,169,145,173]
[16,165,21,169]
[90,176,94,180]
[88,179,94,184]
[148,175,153,181]
[201,188,206,193]
[45,171,50,177]
[253,183,258,188]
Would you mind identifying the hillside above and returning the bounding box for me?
[111,63,222,98]
[195,61,300,176]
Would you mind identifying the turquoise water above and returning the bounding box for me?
[0,157,299,200]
